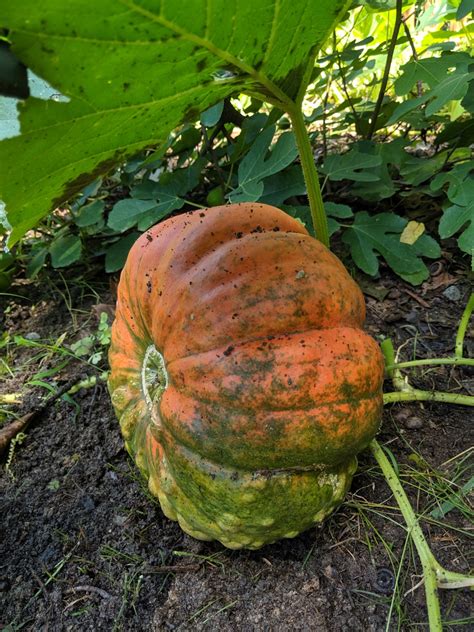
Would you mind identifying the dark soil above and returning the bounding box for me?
[0,261,472,631]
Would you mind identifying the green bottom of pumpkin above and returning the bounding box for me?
[131,426,357,550]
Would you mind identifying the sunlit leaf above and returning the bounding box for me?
[229,127,298,202]
[0,0,350,243]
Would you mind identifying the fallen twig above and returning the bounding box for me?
[65,585,113,600]
[0,377,85,456]
[0,413,34,454]
[403,288,431,308]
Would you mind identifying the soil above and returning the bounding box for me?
[0,257,472,632]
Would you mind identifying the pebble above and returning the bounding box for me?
[301,577,320,592]
[81,494,96,511]
[405,416,424,429]
[114,514,128,526]
[24,331,41,340]
[387,289,401,299]
[323,564,337,579]
[443,285,461,302]
[39,544,58,564]
[394,408,412,422]
[405,310,418,323]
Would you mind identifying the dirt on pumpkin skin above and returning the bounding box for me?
[0,266,472,631]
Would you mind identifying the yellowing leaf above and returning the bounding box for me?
[400,221,425,245]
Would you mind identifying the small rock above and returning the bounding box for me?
[443,285,461,302]
[323,564,337,579]
[405,416,424,429]
[39,544,58,564]
[81,494,96,511]
[302,577,320,592]
[24,331,41,340]
[394,408,412,422]
[114,514,128,526]
[387,289,401,300]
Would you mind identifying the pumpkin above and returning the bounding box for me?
[108,203,384,549]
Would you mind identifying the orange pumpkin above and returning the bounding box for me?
[108,203,384,548]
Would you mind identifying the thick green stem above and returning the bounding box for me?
[455,293,474,358]
[370,439,474,631]
[367,0,403,140]
[287,106,330,247]
[383,389,474,406]
[386,357,474,370]
[370,439,442,631]
[380,337,414,392]
[376,326,474,631]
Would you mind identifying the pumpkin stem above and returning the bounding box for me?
[370,439,474,632]
[287,105,330,247]
[385,357,474,370]
[382,389,474,406]
[141,344,168,418]
[381,335,474,406]
[455,292,474,359]
[376,293,474,629]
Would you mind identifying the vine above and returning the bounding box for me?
[288,101,473,630]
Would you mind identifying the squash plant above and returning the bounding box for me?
[0,1,473,629]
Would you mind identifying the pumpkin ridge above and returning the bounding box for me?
[165,324,371,366]
[155,251,360,359]
[148,422,334,475]
[160,387,382,416]
[155,391,382,471]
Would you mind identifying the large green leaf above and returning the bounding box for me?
[439,202,474,254]
[438,174,474,254]
[260,165,306,205]
[228,126,298,202]
[320,148,382,182]
[49,233,82,268]
[342,212,440,284]
[0,0,350,243]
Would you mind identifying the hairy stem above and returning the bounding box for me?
[455,293,474,358]
[386,357,474,370]
[380,337,413,392]
[370,439,442,631]
[383,389,474,406]
[370,439,474,631]
[287,106,329,246]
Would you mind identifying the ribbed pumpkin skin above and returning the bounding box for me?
[108,203,384,548]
